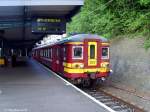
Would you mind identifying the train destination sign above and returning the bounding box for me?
[32,18,66,34]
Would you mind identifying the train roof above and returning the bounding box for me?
[57,34,108,44]
[33,34,108,49]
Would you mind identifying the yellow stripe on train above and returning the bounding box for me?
[63,62,84,68]
[101,43,110,46]
[64,67,110,74]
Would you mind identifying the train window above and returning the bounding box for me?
[102,47,109,59]
[40,50,42,57]
[49,49,51,58]
[48,49,50,58]
[44,49,46,57]
[42,50,43,57]
[44,50,45,57]
[42,50,44,57]
[45,50,46,57]
[45,49,47,57]
[50,48,53,58]
[90,45,95,59]
[46,49,47,57]
[35,51,36,56]
[50,49,51,58]
[47,49,49,57]
[34,51,35,56]
[72,46,83,59]
[46,50,47,57]
[57,48,59,57]
[63,47,66,60]
[48,49,49,58]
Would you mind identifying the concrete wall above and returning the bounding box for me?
[110,37,150,93]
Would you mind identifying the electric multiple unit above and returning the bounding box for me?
[32,34,112,86]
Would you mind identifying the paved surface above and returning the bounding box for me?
[0,58,109,112]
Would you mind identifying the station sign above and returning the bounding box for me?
[32,18,66,34]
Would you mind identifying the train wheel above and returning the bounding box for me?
[90,79,99,88]
[82,79,91,88]
[94,78,107,87]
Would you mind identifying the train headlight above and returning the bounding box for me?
[79,64,84,68]
[75,64,79,68]
[101,62,109,68]
[72,63,84,68]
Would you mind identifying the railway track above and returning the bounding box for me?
[82,88,145,112]
[44,64,146,112]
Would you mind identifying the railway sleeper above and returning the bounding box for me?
[94,95,111,99]
[105,103,118,107]
[111,105,130,111]
[110,105,132,112]
[91,93,106,97]
[91,92,105,95]
[98,98,113,102]
[104,101,118,105]
[115,108,134,112]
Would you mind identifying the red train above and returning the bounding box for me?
[32,34,112,86]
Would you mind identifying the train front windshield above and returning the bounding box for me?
[72,46,83,59]
[90,45,95,59]
[102,47,109,59]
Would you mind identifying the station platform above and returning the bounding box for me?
[0,58,110,112]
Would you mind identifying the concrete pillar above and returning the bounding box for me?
[11,49,14,55]
[0,40,4,57]
[25,48,28,56]
[19,49,22,57]
[0,48,2,57]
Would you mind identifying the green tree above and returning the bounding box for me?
[67,0,150,48]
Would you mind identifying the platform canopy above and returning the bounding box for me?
[0,0,84,49]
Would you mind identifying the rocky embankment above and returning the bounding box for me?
[101,37,150,111]
[109,37,150,96]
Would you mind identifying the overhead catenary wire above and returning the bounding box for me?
[82,0,114,16]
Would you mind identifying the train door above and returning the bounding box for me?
[84,39,100,67]
[51,47,56,71]
[56,47,60,72]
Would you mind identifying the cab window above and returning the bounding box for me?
[72,46,83,59]
[102,47,109,59]
[90,45,95,59]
